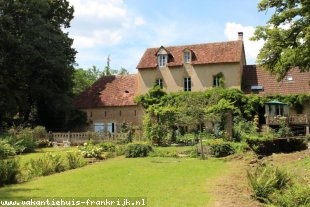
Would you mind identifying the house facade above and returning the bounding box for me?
[75,32,310,135]
[137,32,246,94]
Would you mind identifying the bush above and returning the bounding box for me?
[272,184,310,207]
[98,142,116,152]
[0,159,20,186]
[27,153,66,177]
[246,136,308,155]
[66,152,87,169]
[115,145,126,156]
[0,140,16,159]
[203,139,235,157]
[78,141,104,159]
[125,143,153,158]
[15,128,37,153]
[32,126,48,140]
[247,165,290,203]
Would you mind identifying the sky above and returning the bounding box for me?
[67,0,273,73]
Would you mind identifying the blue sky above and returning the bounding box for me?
[68,0,273,73]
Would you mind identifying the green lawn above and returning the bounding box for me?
[17,147,78,165]
[0,156,227,207]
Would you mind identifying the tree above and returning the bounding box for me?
[0,0,76,130]
[252,0,310,80]
[73,66,103,95]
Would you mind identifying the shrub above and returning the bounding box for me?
[203,139,235,157]
[32,126,48,140]
[247,165,290,203]
[0,159,20,186]
[17,128,37,153]
[66,152,87,169]
[98,142,116,152]
[78,141,104,159]
[125,143,153,158]
[209,142,235,157]
[272,184,310,207]
[27,153,66,177]
[246,136,308,155]
[0,140,16,159]
[115,145,126,156]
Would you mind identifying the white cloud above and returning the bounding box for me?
[68,0,145,49]
[224,22,265,63]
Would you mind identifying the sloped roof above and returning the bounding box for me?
[137,40,243,69]
[74,74,138,108]
[243,65,310,95]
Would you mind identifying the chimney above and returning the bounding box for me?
[238,32,243,40]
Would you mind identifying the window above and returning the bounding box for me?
[287,76,293,81]
[184,51,191,63]
[275,105,284,116]
[119,110,122,116]
[213,76,220,87]
[134,110,137,116]
[155,79,163,88]
[158,55,167,67]
[184,77,191,91]
[94,123,104,133]
[108,123,116,133]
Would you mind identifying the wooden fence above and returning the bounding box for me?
[51,131,144,145]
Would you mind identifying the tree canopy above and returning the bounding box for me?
[252,0,310,80]
[0,0,76,130]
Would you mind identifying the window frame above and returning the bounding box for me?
[184,51,191,63]
[184,77,192,91]
[108,122,116,133]
[158,55,168,67]
[155,78,163,88]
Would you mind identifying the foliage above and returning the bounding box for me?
[66,151,87,170]
[119,122,134,143]
[16,128,37,153]
[0,140,16,159]
[246,136,307,155]
[272,184,310,207]
[247,164,290,203]
[252,0,310,79]
[73,66,103,96]
[32,126,48,140]
[0,0,76,130]
[233,117,258,141]
[125,143,153,158]
[135,85,167,109]
[98,142,116,152]
[0,159,20,186]
[78,141,104,159]
[27,153,66,177]
[176,133,197,144]
[115,145,126,156]
[277,116,293,137]
[209,142,235,158]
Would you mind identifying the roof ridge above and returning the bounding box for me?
[146,40,241,50]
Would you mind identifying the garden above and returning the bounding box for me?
[0,87,310,207]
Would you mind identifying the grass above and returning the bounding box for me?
[17,147,77,165]
[0,156,226,207]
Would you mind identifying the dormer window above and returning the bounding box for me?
[158,55,167,67]
[184,51,191,63]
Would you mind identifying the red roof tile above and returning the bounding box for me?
[74,74,138,108]
[137,40,243,69]
[243,65,310,95]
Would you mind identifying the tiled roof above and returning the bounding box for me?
[243,65,310,95]
[137,40,243,69]
[74,74,138,108]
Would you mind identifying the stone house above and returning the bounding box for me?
[75,32,310,135]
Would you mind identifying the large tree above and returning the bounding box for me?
[252,0,310,80]
[0,0,76,130]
